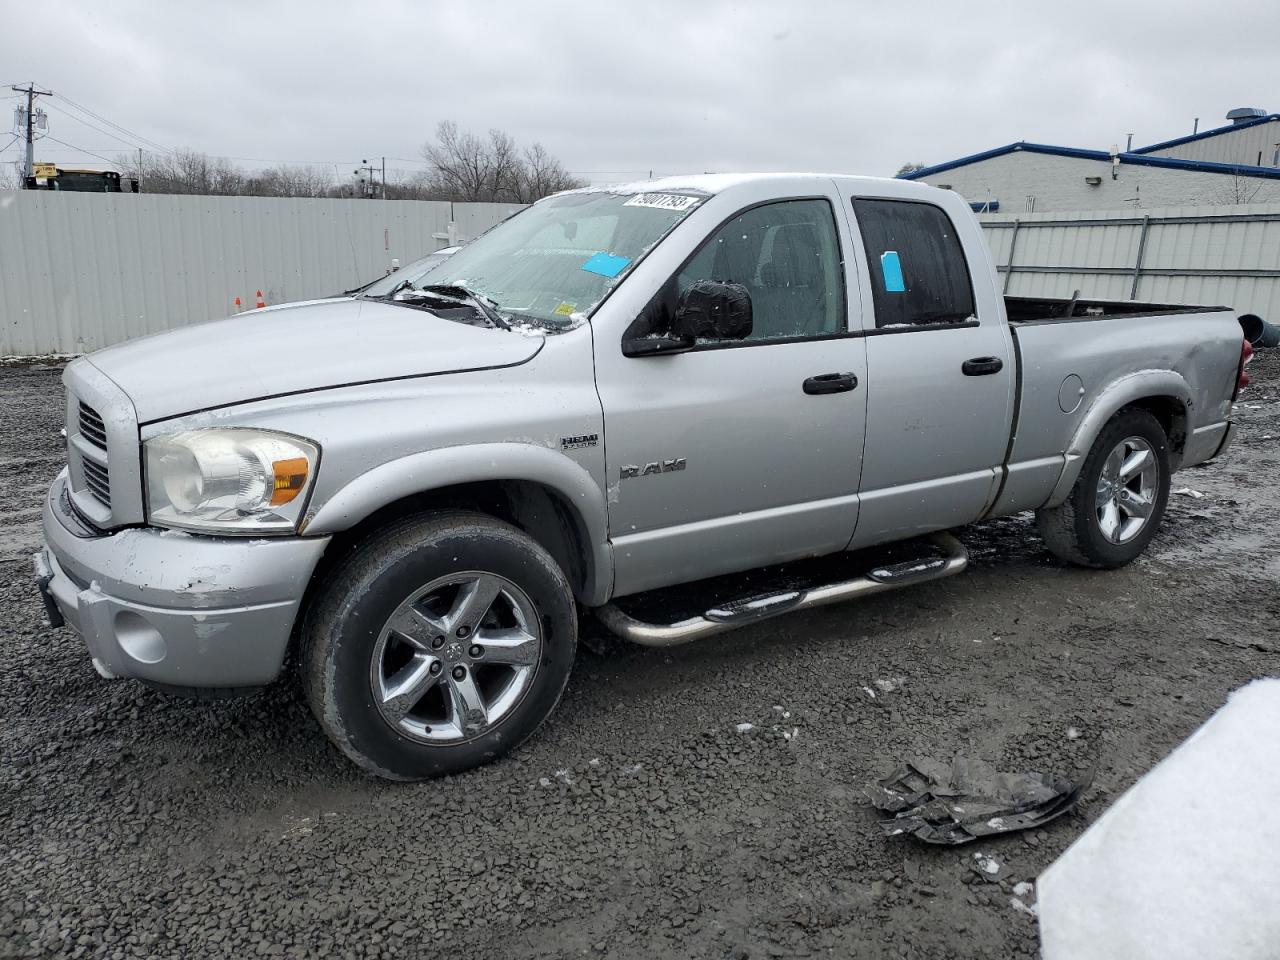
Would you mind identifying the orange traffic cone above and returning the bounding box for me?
[255,290,266,309]
[233,296,242,313]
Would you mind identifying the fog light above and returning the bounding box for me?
[114,611,166,664]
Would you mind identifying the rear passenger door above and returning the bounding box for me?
[839,192,1016,548]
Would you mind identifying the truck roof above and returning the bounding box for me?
[564,172,941,199]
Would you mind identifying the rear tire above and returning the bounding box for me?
[1036,408,1171,568]
[302,511,577,780]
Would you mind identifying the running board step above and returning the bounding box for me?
[594,532,968,648]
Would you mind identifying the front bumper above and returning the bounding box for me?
[36,470,330,688]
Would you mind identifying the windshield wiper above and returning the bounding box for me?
[415,283,511,330]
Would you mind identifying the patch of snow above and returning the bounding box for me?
[735,722,754,733]
[862,686,877,699]
[973,852,1001,875]
[1011,897,1038,917]
[1067,726,1082,740]
[1172,487,1205,499]
[1013,881,1035,897]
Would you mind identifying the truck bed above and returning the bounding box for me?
[1005,295,1229,324]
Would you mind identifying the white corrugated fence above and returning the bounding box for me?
[979,202,1280,322]
[0,192,523,356]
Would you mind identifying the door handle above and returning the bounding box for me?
[803,372,858,395]
[962,356,1004,376]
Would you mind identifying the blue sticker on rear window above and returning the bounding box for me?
[582,252,631,278]
[880,251,905,292]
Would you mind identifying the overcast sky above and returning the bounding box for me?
[3,0,1278,185]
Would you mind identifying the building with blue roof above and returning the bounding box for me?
[898,108,1280,212]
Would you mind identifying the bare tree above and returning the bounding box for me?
[122,150,340,198]
[243,164,335,198]
[514,142,583,202]
[1210,170,1265,205]
[421,121,583,202]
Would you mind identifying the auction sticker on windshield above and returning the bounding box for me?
[623,193,702,211]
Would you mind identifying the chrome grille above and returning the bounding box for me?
[78,402,108,450]
[63,362,143,529]
[80,455,111,507]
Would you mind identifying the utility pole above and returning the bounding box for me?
[11,82,52,187]
[381,156,386,199]
[353,159,377,198]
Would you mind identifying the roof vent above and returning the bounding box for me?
[1226,107,1267,124]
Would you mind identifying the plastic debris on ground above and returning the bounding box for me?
[863,756,1092,845]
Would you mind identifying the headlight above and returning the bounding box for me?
[145,429,319,534]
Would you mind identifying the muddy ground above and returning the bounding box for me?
[1,354,1277,960]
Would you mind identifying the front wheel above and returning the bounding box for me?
[302,511,577,780]
[1036,408,1171,568]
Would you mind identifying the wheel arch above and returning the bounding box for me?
[1044,371,1191,508]
[302,444,612,605]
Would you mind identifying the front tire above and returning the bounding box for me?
[1036,408,1171,568]
[302,511,577,780]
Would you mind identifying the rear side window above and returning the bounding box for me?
[852,198,975,328]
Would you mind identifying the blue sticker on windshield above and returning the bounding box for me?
[582,252,631,278]
[880,251,906,292]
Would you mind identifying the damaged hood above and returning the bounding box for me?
[85,299,543,423]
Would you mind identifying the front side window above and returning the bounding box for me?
[852,198,975,328]
[676,199,845,341]
[633,199,845,344]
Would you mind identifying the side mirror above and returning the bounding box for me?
[674,280,753,340]
[623,280,753,357]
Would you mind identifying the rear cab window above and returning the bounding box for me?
[852,198,976,328]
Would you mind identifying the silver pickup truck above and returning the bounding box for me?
[34,174,1251,780]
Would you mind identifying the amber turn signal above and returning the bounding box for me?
[270,457,310,505]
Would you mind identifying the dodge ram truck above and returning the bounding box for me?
[33,174,1251,779]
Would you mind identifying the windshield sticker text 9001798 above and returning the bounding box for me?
[623,193,702,212]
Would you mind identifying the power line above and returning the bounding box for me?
[48,90,170,154]
[205,154,368,165]
[39,135,122,166]
[40,101,148,151]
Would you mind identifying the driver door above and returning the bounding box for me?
[594,195,869,597]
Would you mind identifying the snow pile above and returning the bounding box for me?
[1038,679,1280,960]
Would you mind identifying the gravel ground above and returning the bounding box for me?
[1,354,1278,959]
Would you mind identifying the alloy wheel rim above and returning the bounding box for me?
[370,571,542,744]
[1095,436,1159,544]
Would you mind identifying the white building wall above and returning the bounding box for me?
[1143,118,1280,167]
[913,150,1280,213]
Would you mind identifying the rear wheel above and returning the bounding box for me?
[1036,408,1171,568]
[302,511,577,780]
